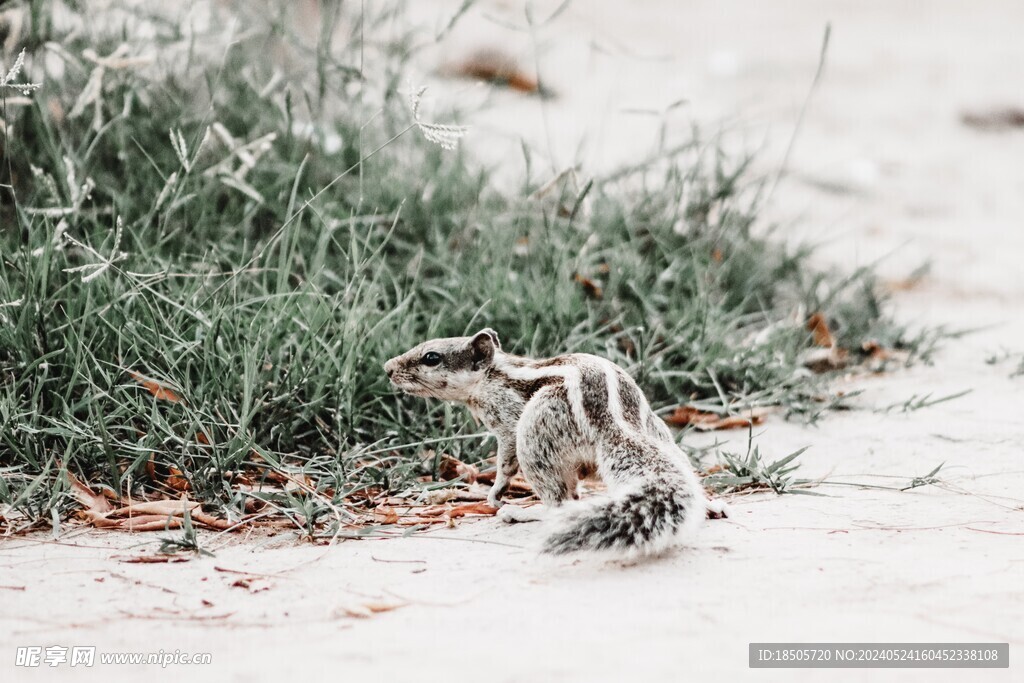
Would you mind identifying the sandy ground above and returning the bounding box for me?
[3,1,1023,681]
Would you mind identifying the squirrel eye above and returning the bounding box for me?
[421,352,442,367]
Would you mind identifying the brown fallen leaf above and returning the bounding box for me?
[373,505,399,525]
[109,514,183,532]
[414,502,498,519]
[128,370,183,403]
[664,406,770,431]
[429,452,479,483]
[445,502,499,518]
[573,272,603,299]
[67,470,114,515]
[190,509,234,531]
[445,49,541,94]
[106,499,199,516]
[806,312,835,348]
[474,469,534,495]
[166,466,191,492]
[263,469,315,490]
[78,496,234,532]
[145,455,192,492]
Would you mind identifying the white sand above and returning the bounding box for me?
[3,2,1022,681]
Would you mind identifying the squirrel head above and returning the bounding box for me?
[384,328,501,401]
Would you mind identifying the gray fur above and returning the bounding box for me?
[384,329,712,556]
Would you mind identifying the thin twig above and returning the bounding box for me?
[763,23,831,207]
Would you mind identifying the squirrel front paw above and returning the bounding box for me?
[486,483,507,509]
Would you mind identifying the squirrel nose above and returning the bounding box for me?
[384,359,396,378]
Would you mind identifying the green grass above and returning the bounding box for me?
[700,428,819,496]
[0,1,934,535]
[985,349,1024,378]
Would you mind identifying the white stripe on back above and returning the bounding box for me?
[598,357,655,437]
[496,353,658,437]
[494,355,588,430]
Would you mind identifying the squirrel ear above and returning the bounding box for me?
[470,329,499,368]
[477,328,500,350]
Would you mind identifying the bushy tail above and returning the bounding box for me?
[541,475,701,556]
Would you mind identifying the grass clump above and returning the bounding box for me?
[0,1,931,534]
[701,430,819,496]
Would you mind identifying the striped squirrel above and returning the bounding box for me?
[384,328,726,555]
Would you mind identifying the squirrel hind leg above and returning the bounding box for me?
[515,387,584,507]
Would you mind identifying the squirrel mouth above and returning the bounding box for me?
[389,376,431,397]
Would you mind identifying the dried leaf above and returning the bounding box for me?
[413,502,497,519]
[190,509,234,531]
[573,272,603,299]
[128,370,182,403]
[80,496,232,532]
[445,502,499,518]
[107,500,199,516]
[166,467,191,491]
[664,406,770,431]
[446,49,540,94]
[474,469,534,494]
[374,505,400,525]
[806,312,835,348]
[118,516,183,532]
[67,470,113,514]
[430,453,479,483]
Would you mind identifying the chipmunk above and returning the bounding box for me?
[384,328,725,555]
